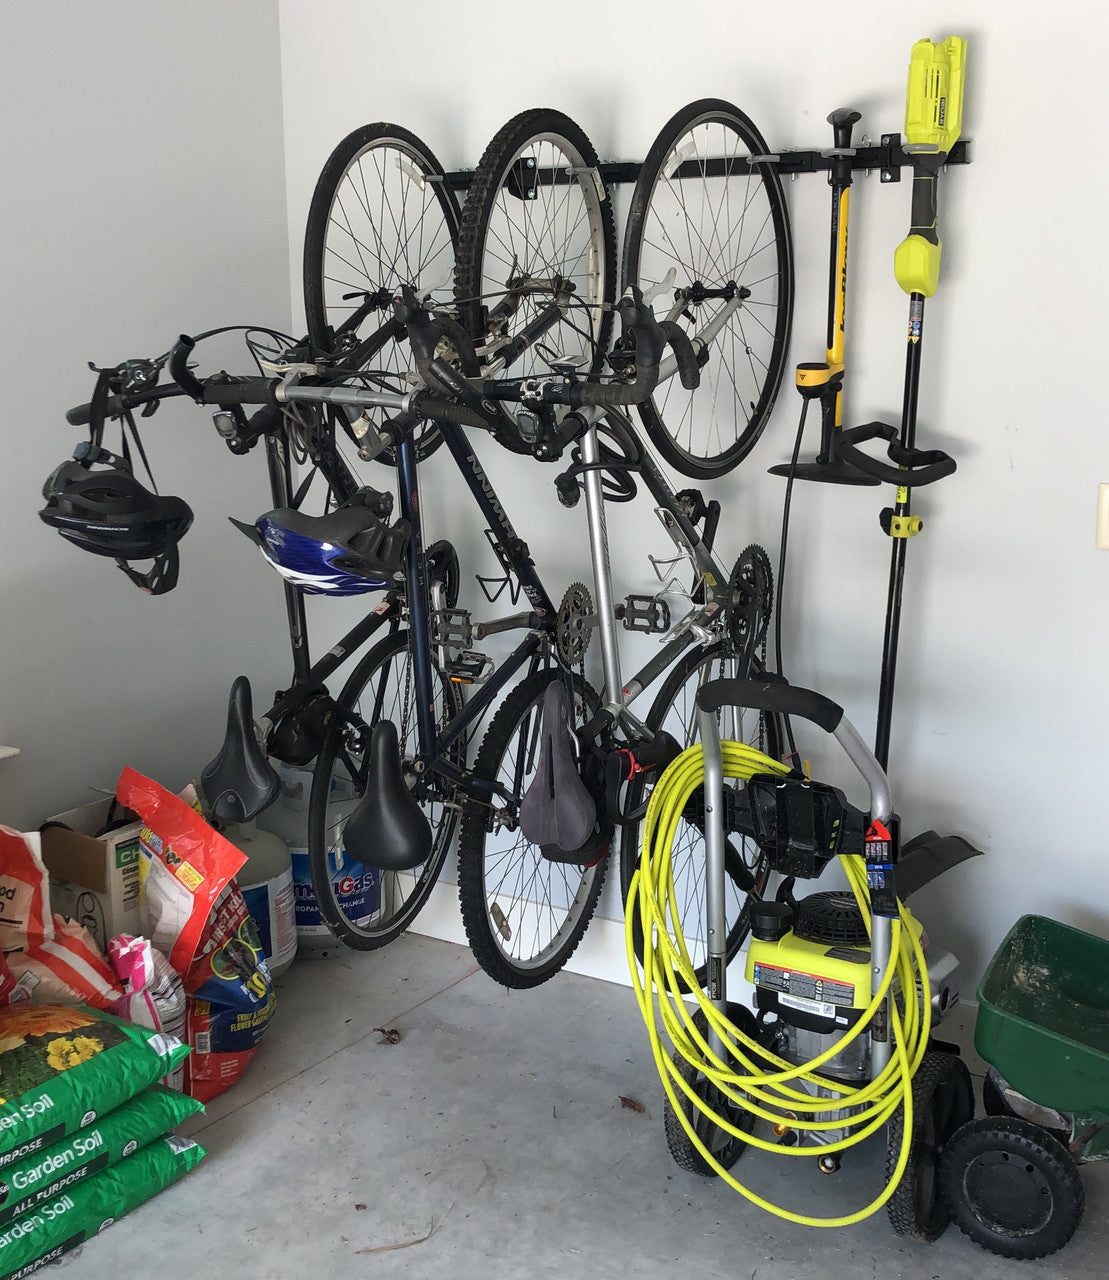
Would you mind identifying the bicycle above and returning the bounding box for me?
[47,106,795,989]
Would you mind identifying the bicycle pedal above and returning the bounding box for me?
[619,594,671,634]
[446,650,495,684]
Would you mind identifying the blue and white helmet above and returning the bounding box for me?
[232,492,409,596]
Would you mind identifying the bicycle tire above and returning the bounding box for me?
[303,123,461,463]
[622,99,794,478]
[307,627,463,950]
[620,644,781,989]
[454,108,616,449]
[456,668,607,987]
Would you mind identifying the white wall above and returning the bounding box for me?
[0,2,293,826]
[5,2,1101,996]
[276,0,1109,989]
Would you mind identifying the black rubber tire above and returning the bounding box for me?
[454,107,616,446]
[303,123,461,463]
[940,1115,1085,1260]
[456,668,607,988]
[620,645,781,990]
[663,1004,758,1176]
[886,1048,976,1241]
[622,99,794,478]
[307,628,462,950]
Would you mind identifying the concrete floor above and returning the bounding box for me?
[57,933,1108,1280]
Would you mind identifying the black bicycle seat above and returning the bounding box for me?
[200,676,280,823]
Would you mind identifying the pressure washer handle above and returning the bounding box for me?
[698,677,841,733]
[697,677,892,823]
[835,421,956,487]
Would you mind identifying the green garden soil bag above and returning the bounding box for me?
[0,1005,188,1169]
[0,1134,205,1278]
[0,1085,201,1226]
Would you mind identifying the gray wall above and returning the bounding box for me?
[1,2,293,824]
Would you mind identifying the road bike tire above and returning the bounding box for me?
[622,99,794,478]
[456,668,607,988]
[620,644,781,989]
[454,108,616,449]
[303,123,462,463]
[307,627,463,950]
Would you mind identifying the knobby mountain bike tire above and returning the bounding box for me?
[620,644,782,989]
[622,99,794,478]
[456,668,607,988]
[303,122,461,463]
[307,628,463,950]
[454,108,616,452]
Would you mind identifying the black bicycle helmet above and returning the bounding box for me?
[230,487,409,596]
[39,458,193,595]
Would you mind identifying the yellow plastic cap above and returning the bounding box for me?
[894,233,941,297]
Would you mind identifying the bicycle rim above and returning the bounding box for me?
[455,108,616,399]
[303,123,461,462]
[622,99,794,478]
[307,628,462,949]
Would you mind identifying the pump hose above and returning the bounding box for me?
[625,741,932,1227]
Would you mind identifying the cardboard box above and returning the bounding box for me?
[40,798,144,951]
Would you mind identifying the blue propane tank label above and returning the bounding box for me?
[288,847,381,939]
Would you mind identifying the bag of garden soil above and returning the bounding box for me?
[0,1134,205,1279]
[0,1004,188,1168]
[0,1085,201,1226]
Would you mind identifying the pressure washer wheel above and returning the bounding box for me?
[663,1005,758,1176]
[939,1116,1085,1259]
[885,1048,974,1241]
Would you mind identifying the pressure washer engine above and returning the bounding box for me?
[745,884,957,1164]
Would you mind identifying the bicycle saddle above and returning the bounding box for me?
[342,720,432,871]
[200,676,280,823]
[518,679,599,862]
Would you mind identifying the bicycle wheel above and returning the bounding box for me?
[307,628,463,950]
[457,668,607,987]
[454,108,616,416]
[303,123,461,461]
[622,99,794,478]
[620,644,781,988]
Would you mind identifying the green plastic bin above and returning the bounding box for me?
[975,914,1109,1115]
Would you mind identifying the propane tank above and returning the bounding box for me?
[257,765,381,957]
[221,820,298,978]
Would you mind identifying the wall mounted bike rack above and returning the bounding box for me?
[440,135,971,192]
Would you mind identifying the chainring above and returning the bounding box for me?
[557,582,595,666]
[728,544,774,668]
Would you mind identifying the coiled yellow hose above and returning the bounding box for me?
[626,740,931,1227]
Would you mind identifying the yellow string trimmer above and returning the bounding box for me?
[834,35,967,767]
